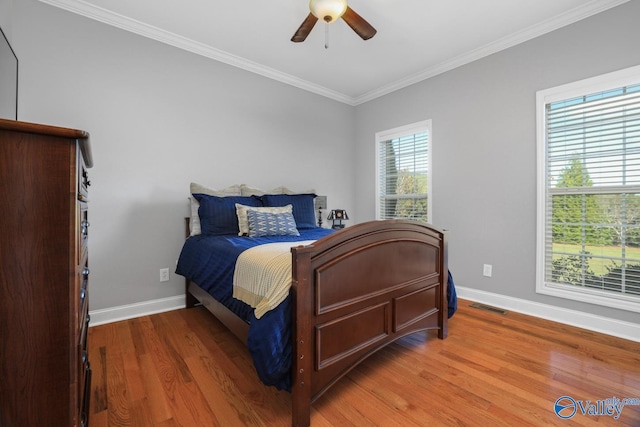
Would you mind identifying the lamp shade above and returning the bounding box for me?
[309,0,348,23]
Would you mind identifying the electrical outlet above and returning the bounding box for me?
[159,268,170,282]
[483,264,492,277]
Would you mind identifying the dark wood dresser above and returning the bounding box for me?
[0,118,93,426]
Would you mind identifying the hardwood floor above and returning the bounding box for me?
[88,299,640,426]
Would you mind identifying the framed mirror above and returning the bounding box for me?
[0,26,18,120]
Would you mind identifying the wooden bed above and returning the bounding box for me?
[183,218,448,427]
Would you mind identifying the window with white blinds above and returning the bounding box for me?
[376,120,432,222]
[536,65,640,312]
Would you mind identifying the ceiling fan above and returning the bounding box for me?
[291,0,377,44]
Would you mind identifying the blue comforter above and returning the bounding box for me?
[175,228,334,390]
[176,227,457,391]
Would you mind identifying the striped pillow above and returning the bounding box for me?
[235,204,293,236]
[247,210,300,237]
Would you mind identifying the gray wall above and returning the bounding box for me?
[0,0,16,120]
[0,0,12,38]
[10,0,355,311]
[353,0,640,324]
[6,0,640,327]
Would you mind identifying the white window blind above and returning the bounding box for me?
[376,121,431,222]
[537,65,640,312]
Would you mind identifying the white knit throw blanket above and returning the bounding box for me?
[232,241,314,319]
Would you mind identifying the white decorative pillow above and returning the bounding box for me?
[240,184,267,196]
[235,204,293,236]
[189,183,241,236]
[247,210,300,237]
[240,184,315,196]
[272,186,316,195]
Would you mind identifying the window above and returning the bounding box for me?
[536,65,640,313]
[376,120,432,222]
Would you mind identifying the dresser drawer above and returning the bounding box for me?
[78,251,89,326]
[78,344,89,399]
[78,263,89,369]
[78,286,90,425]
[78,159,90,202]
[80,365,92,427]
[79,284,89,348]
[78,204,89,264]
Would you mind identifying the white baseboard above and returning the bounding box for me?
[88,295,185,327]
[457,286,640,343]
[89,288,640,343]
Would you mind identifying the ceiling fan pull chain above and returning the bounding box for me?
[325,22,329,49]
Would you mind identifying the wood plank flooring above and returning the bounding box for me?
[88,299,640,426]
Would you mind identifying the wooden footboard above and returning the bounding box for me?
[290,220,447,427]
[183,219,447,427]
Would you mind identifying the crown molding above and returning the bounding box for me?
[39,0,629,107]
[353,0,630,105]
[38,0,354,105]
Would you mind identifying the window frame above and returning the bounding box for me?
[375,120,433,223]
[536,65,640,313]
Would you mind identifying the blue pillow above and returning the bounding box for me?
[247,209,300,237]
[260,193,317,229]
[193,194,261,235]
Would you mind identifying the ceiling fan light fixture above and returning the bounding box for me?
[309,0,347,23]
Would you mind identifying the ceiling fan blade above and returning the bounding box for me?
[291,13,319,42]
[341,6,377,40]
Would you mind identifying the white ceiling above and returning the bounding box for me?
[40,0,628,105]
